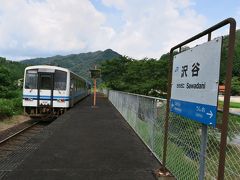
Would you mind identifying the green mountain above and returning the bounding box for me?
[21,49,121,81]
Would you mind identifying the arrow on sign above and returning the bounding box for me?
[206,111,213,118]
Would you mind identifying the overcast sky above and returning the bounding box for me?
[0,0,240,61]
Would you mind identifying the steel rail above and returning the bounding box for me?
[0,121,39,145]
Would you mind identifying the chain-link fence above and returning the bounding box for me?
[108,90,166,163]
[102,89,240,180]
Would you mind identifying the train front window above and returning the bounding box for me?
[25,70,38,89]
[54,70,67,90]
[40,74,52,90]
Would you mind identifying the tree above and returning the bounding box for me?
[101,56,130,90]
[0,57,26,98]
[231,76,240,95]
[0,66,12,98]
[100,56,169,97]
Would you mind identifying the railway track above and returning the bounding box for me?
[0,120,51,159]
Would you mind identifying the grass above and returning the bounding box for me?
[229,102,240,108]
[218,101,240,109]
[0,90,23,120]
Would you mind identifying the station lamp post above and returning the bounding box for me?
[90,66,101,107]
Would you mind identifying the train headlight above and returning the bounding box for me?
[24,98,33,101]
[57,99,65,103]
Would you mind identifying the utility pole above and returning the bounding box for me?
[93,66,97,106]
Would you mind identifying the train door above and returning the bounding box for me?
[70,77,75,107]
[38,73,54,107]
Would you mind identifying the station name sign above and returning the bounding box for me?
[90,69,101,78]
[170,37,222,127]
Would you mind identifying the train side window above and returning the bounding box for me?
[54,70,67,90]
[70,81,74,89]
[25,70,38,89]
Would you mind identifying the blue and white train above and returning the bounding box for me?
[23,65,91,118]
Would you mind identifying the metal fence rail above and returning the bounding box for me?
[102,89,240,180]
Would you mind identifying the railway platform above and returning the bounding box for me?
[1,94,162,180]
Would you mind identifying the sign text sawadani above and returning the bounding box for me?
[177,82,206,89]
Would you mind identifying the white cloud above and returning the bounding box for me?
[0,0,206,60]
[0,0,113,59]
[99,0,206,58]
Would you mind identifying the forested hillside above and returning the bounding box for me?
[101,30,240,97]
[21,49,121,81]
[0,57,26,118]
[0,57,26,98]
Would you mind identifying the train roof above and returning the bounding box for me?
[25,65,91,84]
[25,65,69,73]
